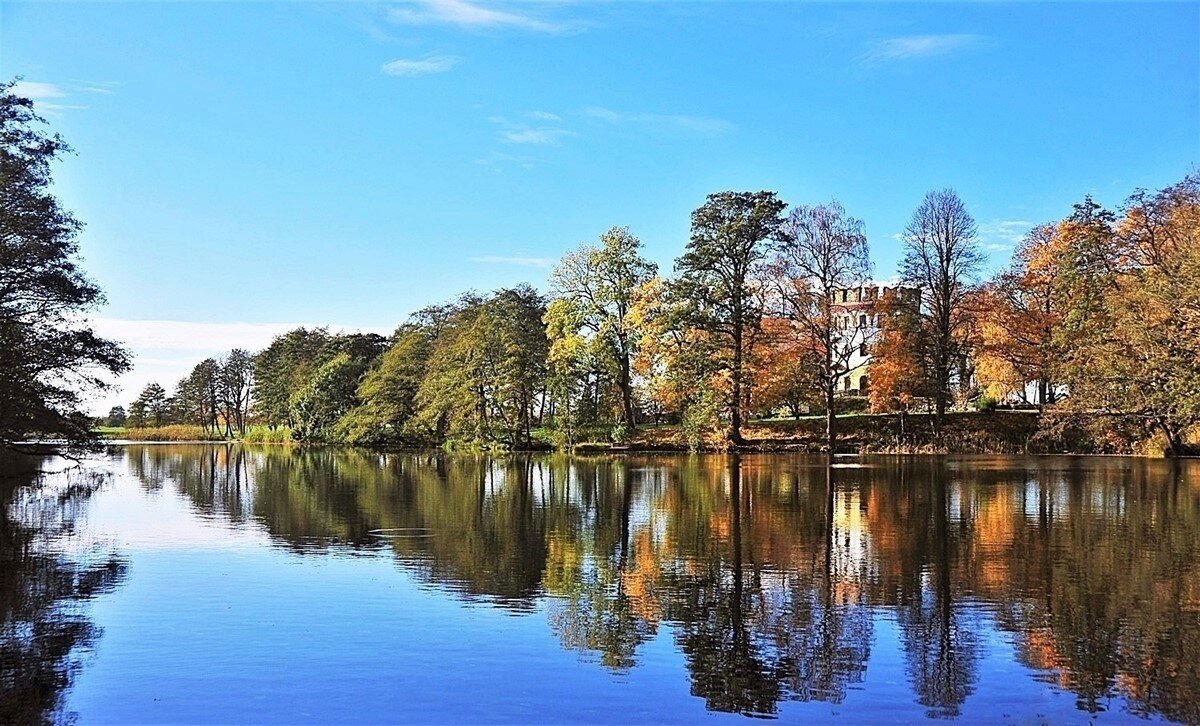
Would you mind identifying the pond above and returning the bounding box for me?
[2,446,1199,723]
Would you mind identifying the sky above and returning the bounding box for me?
[3,1,1198,414]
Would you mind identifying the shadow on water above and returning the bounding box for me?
[0,455,128,725]
[111,446,1200,721]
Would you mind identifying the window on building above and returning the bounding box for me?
[859,314,867,327]
[844,377,851,391]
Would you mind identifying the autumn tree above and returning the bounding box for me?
[770,201,873,449]
[1054,178,1200,454]
[0,81,129,450]
[869,289,926,438]
[548,227,658,429]
[674,191,786,444]
[900,189,985,432]
[970,224,1067,408]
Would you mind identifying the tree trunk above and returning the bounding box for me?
[825,383,837,453]
[730,328,746,445]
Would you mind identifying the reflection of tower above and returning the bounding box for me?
[825,470,873,606]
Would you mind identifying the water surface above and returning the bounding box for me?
[3,447,1199,723]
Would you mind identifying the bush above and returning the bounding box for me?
[974,395,999,412]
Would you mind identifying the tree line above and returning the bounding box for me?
[126,175,1199,454]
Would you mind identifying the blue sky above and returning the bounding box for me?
[4,1,1197,411]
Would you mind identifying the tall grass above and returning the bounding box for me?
[120,425,222,442]
[241,425,295,444]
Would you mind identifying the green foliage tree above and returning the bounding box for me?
[289,352,366,443]
[0,81,129,450]
[132,382,170,427]
[548,227,658,429]
[414,287,549,447]
[105,406,126,428]
[337,325,432,445]
[673,191,786,444]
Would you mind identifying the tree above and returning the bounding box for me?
[674,191,786,444]
[770,201,873,449]
[132,383,170,427]
[104,406,126,428]
[175,358,221,435]
[1054,178,1200,455]
[548,227,658,428]
[970,224,1068,408]
[899,189,984,432]
[289,353,365,442]
[414,287,549,446]
[336,324,432,445]
[0,81,129,451]
[869,289,926,438]
[219,349,253,436]
[252,327,333,428]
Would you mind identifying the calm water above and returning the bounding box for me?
[3,447,1199,724]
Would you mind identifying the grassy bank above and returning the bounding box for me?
[604,411,1197,457]
[96,424,295,443]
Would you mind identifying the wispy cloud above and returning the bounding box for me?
[978,219,1034,252]
[387,0,575,34]
[469,255,554,268]
[475,151,536,170]
[581,106,735,135]
[12,79,114,114]
[489,115,575,146]
[860,34,991,66]
[381,54,461,76]
[527,110,561,122]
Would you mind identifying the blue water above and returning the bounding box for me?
[3,447,1197,723]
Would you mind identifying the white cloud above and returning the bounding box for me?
[500,128,573,145]
[860,34,991,65]
[386,0,574,34]
[381,54,461,76]
[527,110,561,121]
[469,255,554,268]
[489,115,575,146]
[13,81,67,99]
[978,219,1034,252]
[11,79,114,114]
[581,106,735,135]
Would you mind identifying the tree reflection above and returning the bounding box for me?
[120,446,1200,721]
[0,458,127,724]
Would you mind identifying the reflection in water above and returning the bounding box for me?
[0,459,127,724]
[115,446,1200,721]
[10,446,1200,721]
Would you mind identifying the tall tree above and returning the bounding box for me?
[868,289,926,439]
[337,324,432,445]
[0,81,129,450]
[770,201,873,450]
[674,191,785,444]
[899,189,984,431]
[219,349,253,436]
[970,224,1068,408]
[132,383,170,427]
[548,226,658,428]
[1054,178,1200,454]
